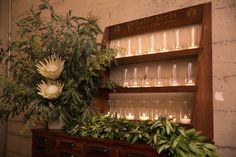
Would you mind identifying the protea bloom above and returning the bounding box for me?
[37,81,64,100]
[36,55,65,79]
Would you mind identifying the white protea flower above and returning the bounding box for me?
[37,81,64,100]
[36,55,65,79]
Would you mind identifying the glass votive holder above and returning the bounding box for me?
[139,100,150,121]
[142,66,151,87]
[125,101,135,120]
[107,100,114,116]
[173,29,183,50]
[131,67,140,87]
[170,64,179,86]
[160,31,170,52]
[185,62,195,86]
[123,68,129,87]
[114,100,122,118]
[155,65,163,87]
[180,101,191,124]
[188,26,199,49]
[152,100,161,120]
[148,34,157,54]
[135,36,143,55]
[167,100,177,122]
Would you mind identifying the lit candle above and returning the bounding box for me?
[139,113,149,121]
[180,115,191,124]
[126,112,134,120]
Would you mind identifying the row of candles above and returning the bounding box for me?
[110,25,200,58]
[107,100,191,124]
[116,62,195,87]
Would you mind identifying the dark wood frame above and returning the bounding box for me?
[102,3,213,139]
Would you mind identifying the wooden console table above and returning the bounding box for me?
[32,129,168,157]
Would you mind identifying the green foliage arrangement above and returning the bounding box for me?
[65,115,218,157]
[0,0,117,128]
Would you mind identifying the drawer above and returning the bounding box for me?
[119,148,156,157]
[33,135,55,146]
[56,149,83,157]
[84,144,117,157]
[33,145,55,157]
[56,139,83,151]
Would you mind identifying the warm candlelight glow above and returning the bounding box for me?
[140,113,149,121]
[180,115,191,124]
[126,112,134,120]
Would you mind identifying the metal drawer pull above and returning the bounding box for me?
[90,146,107,153]
[61,141,76,148]
[36,146,49,152]
[61,151,74,157]
[36,136,48,143]
[127,153,147,157]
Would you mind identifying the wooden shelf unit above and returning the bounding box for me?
[103,2,213,139]
[115,48,201,65]
[110,86,197,93]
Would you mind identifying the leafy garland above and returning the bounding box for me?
[0,0,117,127]
[65,115,218,157]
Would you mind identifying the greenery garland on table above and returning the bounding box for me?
[65,115,218,157]
[0,0,117,129]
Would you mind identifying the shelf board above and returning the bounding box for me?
[116,48,201,65]
[108,86,197,93]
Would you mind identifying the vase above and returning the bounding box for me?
[48,118,64,129]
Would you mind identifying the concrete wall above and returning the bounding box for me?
[0,0,236,156]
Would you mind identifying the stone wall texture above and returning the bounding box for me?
[0,0,236,156]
